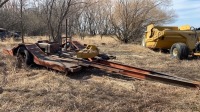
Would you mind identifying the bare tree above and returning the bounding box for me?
[111,0,176,43]
[39,0,86,44]
[20,0,24,43]
[0,0,20,30]
[0,0,47,36]
[0,0,176,44]
[76,0,113,36]
[0,0,9,8]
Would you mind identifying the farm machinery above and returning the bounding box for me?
[142,24,200,59]
[2,36,200,89]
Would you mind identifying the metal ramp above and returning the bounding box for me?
[72,41,85,50]
[25,44,82,72]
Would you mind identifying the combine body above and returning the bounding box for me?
[143,24,200,59]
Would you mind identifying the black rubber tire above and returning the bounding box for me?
[17,47,33,66]
[170,43,189,60]
[98,54,110,60]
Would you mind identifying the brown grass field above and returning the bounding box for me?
[0,35,200,112]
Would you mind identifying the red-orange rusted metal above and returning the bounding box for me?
[93,60,200,88]
[25,44,82,72]
[72,41,85,50]
[66,57,200,88]
[2,48,14,56]
[98,60,150,75]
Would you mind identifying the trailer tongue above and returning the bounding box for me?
[2,40,200,89]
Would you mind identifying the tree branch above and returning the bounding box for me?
[0,0,9,8]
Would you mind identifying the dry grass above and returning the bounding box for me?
[0,36,200,112]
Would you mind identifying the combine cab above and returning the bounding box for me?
[142,24,200,59]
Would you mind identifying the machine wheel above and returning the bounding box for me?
[170,43,189,60]
[141,36,146,47]
[16,47,33,68]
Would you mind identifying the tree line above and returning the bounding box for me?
[0,0,176,43]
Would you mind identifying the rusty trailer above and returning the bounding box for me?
[3,40,200,89]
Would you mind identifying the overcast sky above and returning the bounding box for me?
[166,0,200,27]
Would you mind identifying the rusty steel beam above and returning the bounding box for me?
[94,60,200,88]
[59,56,200,88]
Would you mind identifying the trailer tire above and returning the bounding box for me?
[16,47,33,67]
[170,43,189,60]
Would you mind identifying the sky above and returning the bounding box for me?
[166,0,200,27]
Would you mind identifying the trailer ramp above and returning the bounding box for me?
[25,44,81,72]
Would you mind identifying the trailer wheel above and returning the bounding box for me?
[16,47,33,68]
[170,43,189,60]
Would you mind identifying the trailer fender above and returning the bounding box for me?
[16,46,34,66]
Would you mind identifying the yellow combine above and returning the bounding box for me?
[142,24,200,59]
